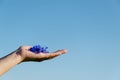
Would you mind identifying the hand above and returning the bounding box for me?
[16,46,67,62]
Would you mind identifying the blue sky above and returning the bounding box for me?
[0,0,120,80]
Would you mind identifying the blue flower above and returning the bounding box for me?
[29,45,49,54]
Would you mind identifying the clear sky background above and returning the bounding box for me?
[0,0,120,80]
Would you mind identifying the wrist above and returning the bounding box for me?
[13,51,24,64]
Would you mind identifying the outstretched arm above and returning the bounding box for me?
[0,46,67,76]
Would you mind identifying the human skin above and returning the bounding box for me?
[0,46,67,76]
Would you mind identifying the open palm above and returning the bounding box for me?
[16,46,67,62]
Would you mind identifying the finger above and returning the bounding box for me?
[53,49,67,55]
[43,49,67,59]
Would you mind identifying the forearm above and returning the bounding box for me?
[0,51,23,76]
[0,46,67,76]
